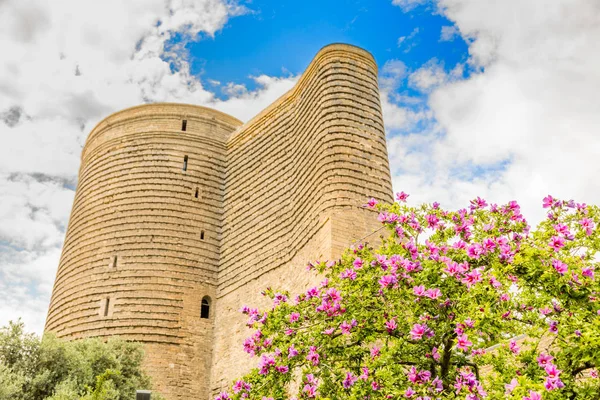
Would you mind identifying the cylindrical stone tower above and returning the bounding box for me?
[46,44,395,399]
[45,103,242,399]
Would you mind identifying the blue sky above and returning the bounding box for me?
[185,0,469,99]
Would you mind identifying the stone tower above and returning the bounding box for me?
[45,44,393,399]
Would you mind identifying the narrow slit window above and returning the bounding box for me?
[103,298,110,317]
[181,119,187,131]
[111,256,117,268]
[194,187,199,198]
[183,155,188,171]
[200,231,205,240]
[201,297,210,319]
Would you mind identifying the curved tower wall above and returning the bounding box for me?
[45,104,242,399]
[212,44,393,391]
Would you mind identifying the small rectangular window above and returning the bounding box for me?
[182,120,187,131]
[103,298,110,317]
[183,155,188,171]
[194,187,199,198]
[200,231,205,240]
[110,256,117,269]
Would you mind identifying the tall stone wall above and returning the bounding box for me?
[212,44,393,392]
[45,44,394,399]
[45,104,242,399]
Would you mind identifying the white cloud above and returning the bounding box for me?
[0,0,297,334]
[389,0,600,229]
[379,59,428,132]
[392,0,427,12]
[440,25,459,41]
[397,27,420,51]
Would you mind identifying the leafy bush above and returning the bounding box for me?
[219,194,600,399]
[0,321,158,400]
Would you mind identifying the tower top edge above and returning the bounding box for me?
[88,102,243,138]
[315,43,377,68]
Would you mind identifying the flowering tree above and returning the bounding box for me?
[217,193,600,400]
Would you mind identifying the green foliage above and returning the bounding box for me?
[0,321,159,400]
[220,195,600,399]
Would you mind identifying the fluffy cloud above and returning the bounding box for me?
[389,0,600,228]
[0,0,296,333]
[439,25,459,41]
[392,0,428,12]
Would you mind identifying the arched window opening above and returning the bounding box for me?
[201,296,211,319]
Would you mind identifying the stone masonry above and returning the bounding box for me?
[45,43,394,399]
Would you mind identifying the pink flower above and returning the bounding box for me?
[379,274,398,289]
[275,365,289,374]
[505,378,518,394]
[215,392,231,400]
[340,321,353,335]
[288,345,298,359]
[258,355,275,375]
[470,196,488,209]
[456,334,472,351]
[553,223,570,236]
[432,347,441,361]
[523,390,542,400]
[365,198,378,208]
[582,267,595,278]
[482,238,496,252]
[462,268,483,288]
[289,312,300,323]
[509,340,520,354]
[467,243,483,259]
[426,214,439,228]
[385,319,398,333]
[424,288,442,299]
[396,191,409,202]
[552,259,568,275]
[549,320,558,334]
[342,372,358,389]
[549,236,565,251]
[353,257,364,269]
[579,218,595,236]
[340,268,357,280]
[543,195,554,208]
[404,387,416,397]
[539,307,552,315]
[537,353,553,367]
[303,384,317,398]
[410,323,428,340]
[370,346,381,359]
[500,293,510,302]
[359,367,369,380]
[306,346,320,366]
[233,380,251,394]
[489,276,502,288]
[545,363,562,381]
[413,285,426,296]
